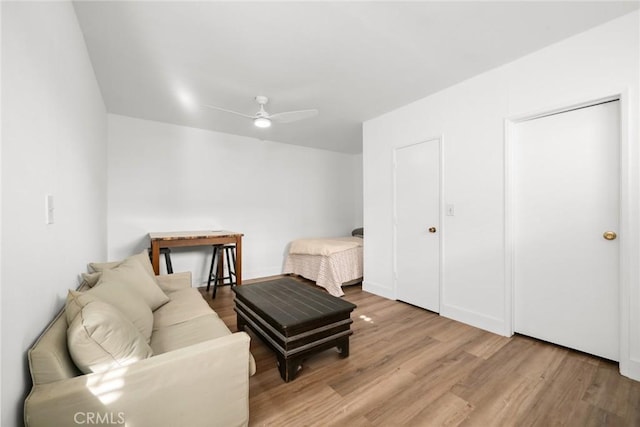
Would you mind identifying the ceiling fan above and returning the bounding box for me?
[205,95,318,128]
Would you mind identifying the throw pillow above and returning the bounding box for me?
[80,272,101,288]
[65,290,153,374]
[96,257,170,311]
[89,278,154,342]
[89,250,156,279]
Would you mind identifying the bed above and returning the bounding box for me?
[283,233,363,297]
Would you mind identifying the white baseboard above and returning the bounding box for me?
[194,267,284,287]
[440,303,508,337]
[620,357,640,381]
[362,280,395,300]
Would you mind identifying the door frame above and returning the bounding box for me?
[392,136,445,311]
[504,92,634,374]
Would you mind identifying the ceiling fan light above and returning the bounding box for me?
[254,117,271,128]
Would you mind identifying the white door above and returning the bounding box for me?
[394,139,440,312]
[514,101,620,361]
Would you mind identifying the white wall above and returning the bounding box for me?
[0,2,4,422]
[363,11,639,378]
[353,153,364,229]
[108,114,363,284]
[1,3,107,425]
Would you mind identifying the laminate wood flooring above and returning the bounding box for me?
[201,278,640,427]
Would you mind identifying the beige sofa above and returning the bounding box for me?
[24,254,255,427]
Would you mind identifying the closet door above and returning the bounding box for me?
[514,101,620,361]
[394,139,441,312]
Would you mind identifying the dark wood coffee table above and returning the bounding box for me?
[233,278,357,382]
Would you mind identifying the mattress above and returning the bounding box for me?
[283,238,363,297]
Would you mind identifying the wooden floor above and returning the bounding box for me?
[201,278,640,426]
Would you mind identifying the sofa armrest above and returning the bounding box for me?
[25,332,251,427]
[155,271,191,293]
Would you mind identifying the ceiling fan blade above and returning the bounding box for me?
[204,104,255,119]
[269,109,319,123]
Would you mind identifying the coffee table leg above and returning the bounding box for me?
[277,356,302,382]
[337,337,350,358]
[237,314,246,332]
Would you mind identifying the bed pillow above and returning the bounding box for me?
[65,290,153,374]
[94,256,170,311]
[352,227,364,238]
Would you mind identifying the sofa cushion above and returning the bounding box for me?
[95,257,170,311]
[155,271,192,294]
[65,291,153,374]
[150,314,231,355]
[153,288,218,330]
[88,279,154,342]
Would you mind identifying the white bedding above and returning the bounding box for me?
[283,236,363,297]
[289,236,362,256]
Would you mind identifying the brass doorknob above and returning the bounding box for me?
[603,231,617,241]
[428,227,437,233]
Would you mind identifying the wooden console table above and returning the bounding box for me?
[149,230,243,284]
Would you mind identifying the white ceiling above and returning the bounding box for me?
[73,1,639,154]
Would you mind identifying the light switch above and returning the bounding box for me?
[446,204,455,216]
[46,195,54,224]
